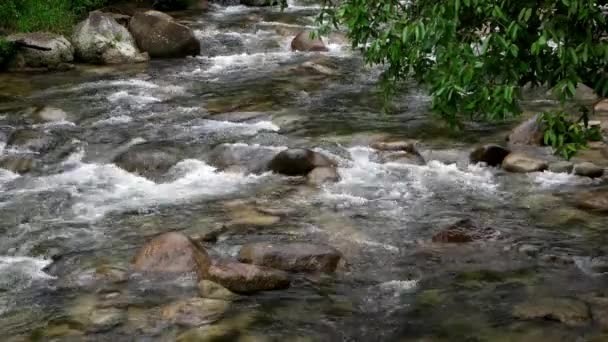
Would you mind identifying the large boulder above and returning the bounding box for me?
[502,153,548,173]
[205,261,290,294]
[113,142,184,180]
[291,31,328,52]
[131,232,211,279]
[72,11,148,64]
[6,32,73,70]
[508,114,544,145]
[238,242,342,273]
[469,144,511,166]
[207,143,276,175]
[268,148,334,176]
[129,10,200,58]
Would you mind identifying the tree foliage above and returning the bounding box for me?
[318,0,608,136]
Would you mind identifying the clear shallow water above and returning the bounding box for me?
[0,2,607,341]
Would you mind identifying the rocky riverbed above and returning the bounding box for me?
[1,1,608,341]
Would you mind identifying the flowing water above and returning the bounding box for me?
[0,2,608,341]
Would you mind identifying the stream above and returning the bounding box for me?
[1,2,608,341]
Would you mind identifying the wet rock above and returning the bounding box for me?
[291,31,328,52]
[72,11,148,64]
[380,151,426,165]
[268,148,334,176]
[88,307,126,332]
[95,264,128,284]
[548,161,574,174]
[198,280,237,300]
[205,261,290,294]
[31,106,68,123]
[575,189,608,213]
[129,11,200,58]
[160,298,229,327]
[0,156,35,174]
[371,140,418,153]
[508,114,544,145]
[513,297,590,327]
[131,232,211,280]
[176,312,257,341]
[224,200,281,227]
[6,129,57,154]
[431,218,499,243]
[298,61,338,76]
[502,153,548,173]
[37,323,84,339]
[113,141,184,180]
[518,244,541,257]
[574,162,604,178]
[238,242,343,273]
[242,0,279,5]
[6,32,74,70]
[307,166,340,185]
[208,143,276,175]
[109,13,131,27]
[152,0,200,10]
[469,144,510,166]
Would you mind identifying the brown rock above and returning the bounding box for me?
[513,297,590,327]
[160,298,228,327]
[502,153,548,173]
[371,140,418,153]
[238,242,342,273]
[575,189,608,213]
[0,156,35,174]
[205,261,290,294]
[131,232,211,280]
[469,144,511,166]
[291,31,328,52]
[129,10,200,58]
[595,99,608,113]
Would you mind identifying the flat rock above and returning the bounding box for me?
[131,232,211,280]
[548,161,574,174]
[238,242,342,273]
[513,297,590,327]
[160,298,229,327]
[205,261,290,294]
[574,162,604,178]
[502,153,548,173]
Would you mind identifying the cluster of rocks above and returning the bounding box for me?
[4,7,201,71]
[131,232,343,294]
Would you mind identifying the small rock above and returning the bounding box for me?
[307,166,340,185]
[548,161,574,174]
[513,297,590,326]
[380,151,426,165]
[575,189,608,213]
[502,153,548,173]
[113,141,184,180]
[198,280,237,300]
[299,61,337,76]
[6,129,57,154]
[131,232,211,280]
[238,242,343,273]
[0,156,35,174]
[208,143,276,175]
[371,140,418,153]
[160,298,229,327]
[574,162,604,178]
[205,261,290,294]
[508,114,544,145]
[291,31,328,52]
[129,10,200,58]
[31,106,68,123]
[268,148,334,176]
[518,244,541,257]
[88,308,126,332]
[469,144,511,166]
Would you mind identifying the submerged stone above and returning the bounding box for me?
[238,242,343,273]
[291,31,328,52]
[205,261,290,294]
[198,280,237,301]
[513,297,590,327]
[548,161,574,174]
[160,298,229,327]
[268,148,334,176]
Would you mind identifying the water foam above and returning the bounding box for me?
[531,170,599,188]
[0,256,55,291]
[92,115,133,127]
[191,119,280,135]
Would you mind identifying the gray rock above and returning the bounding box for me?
[72,11,148,64]
[307,166,341,185]
[513,297,590,327]
[502,153,548,173]
[574,162,604,178]
[129,10,200,58]
[269,148,334,176]
[291,31,328,52]
[238,242,343,273]
[113,141,184,180]
[371,140,418,153]
[208,143,276,175]
[548,161,574,174]
[6,129,57,154]
[6,32,74,70]
[31,106,68,123]
[469,144,510,166]
[508,114,544,145]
